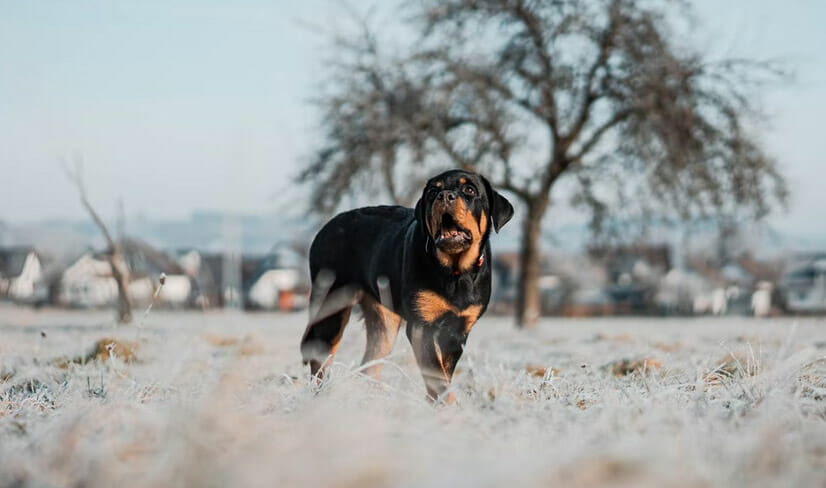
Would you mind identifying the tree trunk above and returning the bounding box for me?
[110,248,133,324]
[63,159,134,324]
[515,201,546,328]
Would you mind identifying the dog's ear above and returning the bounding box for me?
[480,175,514,233]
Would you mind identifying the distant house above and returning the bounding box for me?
[781,254,826,314]
[57,238,192,308]
[175,249,202,277]
[193,253,226,309]
[57,253,119,308]
[0,246,45,304]
[119,239,191,306]
[247,267,303,310]
[488,251,570,315]
[751,281,774,317]
[173,249,223,309]
[243,248,309,311]
[687,252,784,316]
[491,249,628,316]
[586,245,671,315]
[171,247,309,311]
[589,244,671,285]
[655,268,710,315]
[489,252,519,314]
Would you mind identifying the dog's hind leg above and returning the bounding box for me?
[359,295,402,380]
[300,280,361,379]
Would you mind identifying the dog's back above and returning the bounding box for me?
[309,205,412,292]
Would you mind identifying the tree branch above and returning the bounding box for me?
[568,108,633,163]
[562,1,620,146]
[490,178,532,202]
[61,159,117,249]
[62,156,133,323]
[510,0,558,131]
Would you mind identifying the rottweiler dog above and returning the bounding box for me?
[300,170,513,402]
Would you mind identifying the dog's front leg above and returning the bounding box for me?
[406,319,468,404]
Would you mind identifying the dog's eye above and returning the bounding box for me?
[462,186,477,197]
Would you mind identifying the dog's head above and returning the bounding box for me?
[415,170,513,267]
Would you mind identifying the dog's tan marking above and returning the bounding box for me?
[328,307,351,356]
[360,296,403,379]
[460,304,483,333]
[362,297,402,335]
[377,303,400,326]
[415,290,483,332]
[459,177,467,184]
[435,181,443,188]
[455,201,484,272]
[452,197,475,232]
[415,290,453,323]
[436,252,452,268]
[431,340,456,404]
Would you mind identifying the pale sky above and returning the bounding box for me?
[1,1,825,239]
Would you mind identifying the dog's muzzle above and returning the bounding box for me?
[431,205,472,254]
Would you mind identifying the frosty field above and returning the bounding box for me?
[1,304,825,488]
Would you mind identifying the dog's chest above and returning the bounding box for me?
[401,268,486,330]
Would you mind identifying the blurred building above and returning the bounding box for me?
[780,254,826,313]
[57,238,191,308]
[589,245,671,315]
[0,246,45,304]
[243,246,309,311]
[171,246,309,311]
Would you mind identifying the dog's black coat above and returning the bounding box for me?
[300,170,513,402]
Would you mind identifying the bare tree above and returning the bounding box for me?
[301,0,787,327]
[63,159,133,324]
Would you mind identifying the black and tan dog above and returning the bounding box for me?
[300,170,513,402]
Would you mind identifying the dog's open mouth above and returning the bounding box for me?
[434,213,471,252]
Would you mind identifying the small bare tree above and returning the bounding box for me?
[63,159,133,324]
[301,0,787,327]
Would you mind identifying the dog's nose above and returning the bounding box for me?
[437,190,457,203]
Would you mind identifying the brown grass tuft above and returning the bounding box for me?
[53,338,140,367]
[607,358,661,377]
[87,338,139,363]
[525,364,561,377]
[705,352,759,384]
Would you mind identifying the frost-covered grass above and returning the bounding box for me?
[1,304,825,487]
